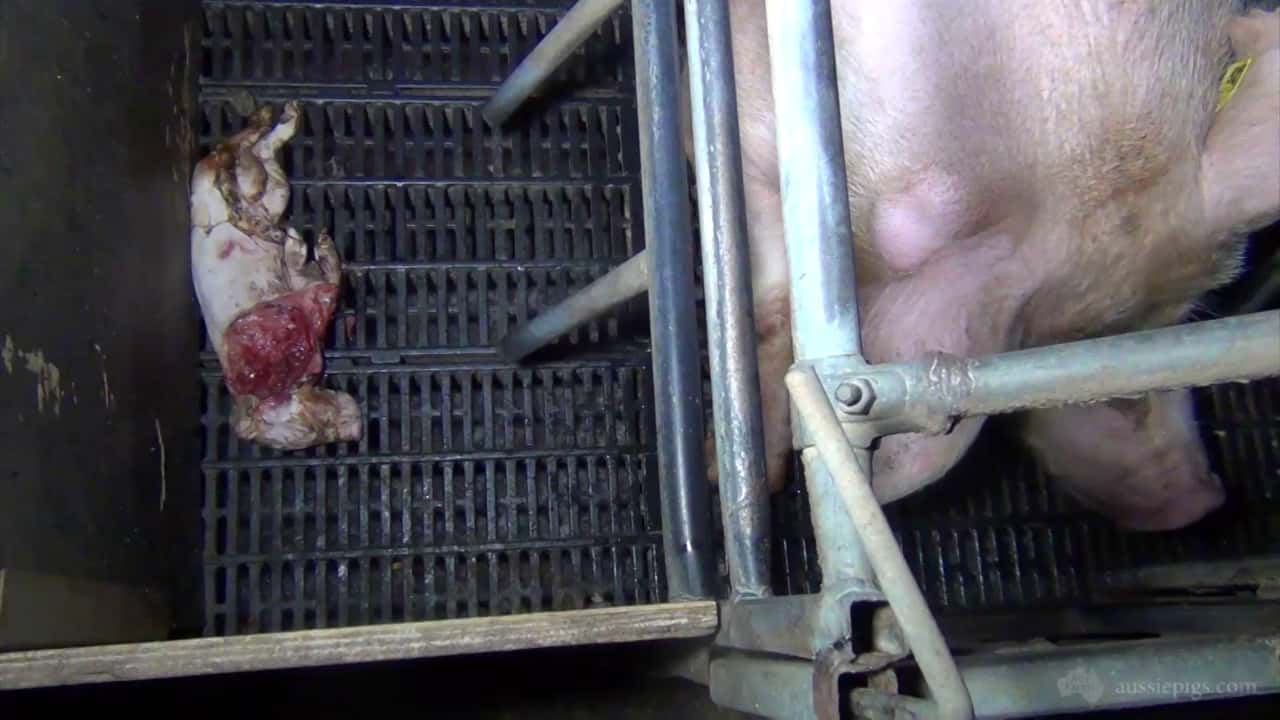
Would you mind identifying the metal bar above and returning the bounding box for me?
[481,0,626,127]
[954,634,1280,719]
[710,653,819,720]
[845,310,1280,436]
[800,452,875,589]
[631,0,716,601]
[683,0,772,600]
[499,251,648,362]
[763,0,862,362]
[716,588,886,659]
[763,0,874,592]
[710,646,924,720]
[1097,556,1280,597]
[937,601,1280,649]
[712,627,1280,719]
[787,366,975,720]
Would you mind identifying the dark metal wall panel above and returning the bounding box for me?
[0,1,204,643]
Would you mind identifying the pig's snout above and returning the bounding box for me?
[1021,391,1225,532]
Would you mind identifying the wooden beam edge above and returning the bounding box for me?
[0,601,720,691]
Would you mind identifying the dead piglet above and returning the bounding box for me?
[190,101,362,450]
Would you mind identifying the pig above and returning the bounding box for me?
[715,0,1280,530]
[190,101,362,450]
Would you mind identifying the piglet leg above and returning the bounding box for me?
[313,230,341,285]
[283,228,341,289]
[252,101,301,223]
[234,385,362,451]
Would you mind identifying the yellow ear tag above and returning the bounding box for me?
[1217,57,1253,112]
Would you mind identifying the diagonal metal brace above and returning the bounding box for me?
[787,365,975,720]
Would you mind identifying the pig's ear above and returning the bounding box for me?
[1200,9,1280,240]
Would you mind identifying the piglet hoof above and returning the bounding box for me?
[280,100,301,125]
[315,230,342,285]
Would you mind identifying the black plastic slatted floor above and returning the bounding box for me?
[198,0,1280,636]
[198,0,664,636]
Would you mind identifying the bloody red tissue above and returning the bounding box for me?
[222,283,340,398]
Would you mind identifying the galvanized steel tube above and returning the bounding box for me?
[788,366,975,720]
[946,310,1280,417]
[851,310,1280,430]
[763,0,862,362]
[956,633,1280,719]
[482,0,625,126]
[632,0,716,601]
[683,0,773,600]
[498,252,648,362]
[763,0,875,591]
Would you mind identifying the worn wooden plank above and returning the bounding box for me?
[0,601,719,690]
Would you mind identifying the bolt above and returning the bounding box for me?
[835,381,862,407]
[835,378,876,415]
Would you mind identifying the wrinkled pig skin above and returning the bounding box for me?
[190,101,362,450]
[714,1,1280,531]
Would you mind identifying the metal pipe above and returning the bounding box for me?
[710,654,819,719]
[481,0,625,127]
[764,0,874,591]
[955,634,1280,719]
[632,0,716,601]
[847,310,1280,435]
[763,0,863,361]
[498,251,648,362]
[683,0,772,600]
[787,366,974,720]
[799,451,876,590]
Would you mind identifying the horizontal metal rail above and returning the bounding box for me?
[835,310,1280,438]
[712,631,1280,719]
[952,633,1280,719]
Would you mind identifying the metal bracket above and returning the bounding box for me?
[812,645,918,720]
[709,644,913,720]
[789,354,946,452]
[716,584,886,660]
[788,366,976,720]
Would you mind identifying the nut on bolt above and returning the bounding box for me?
[835,378,875,415]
